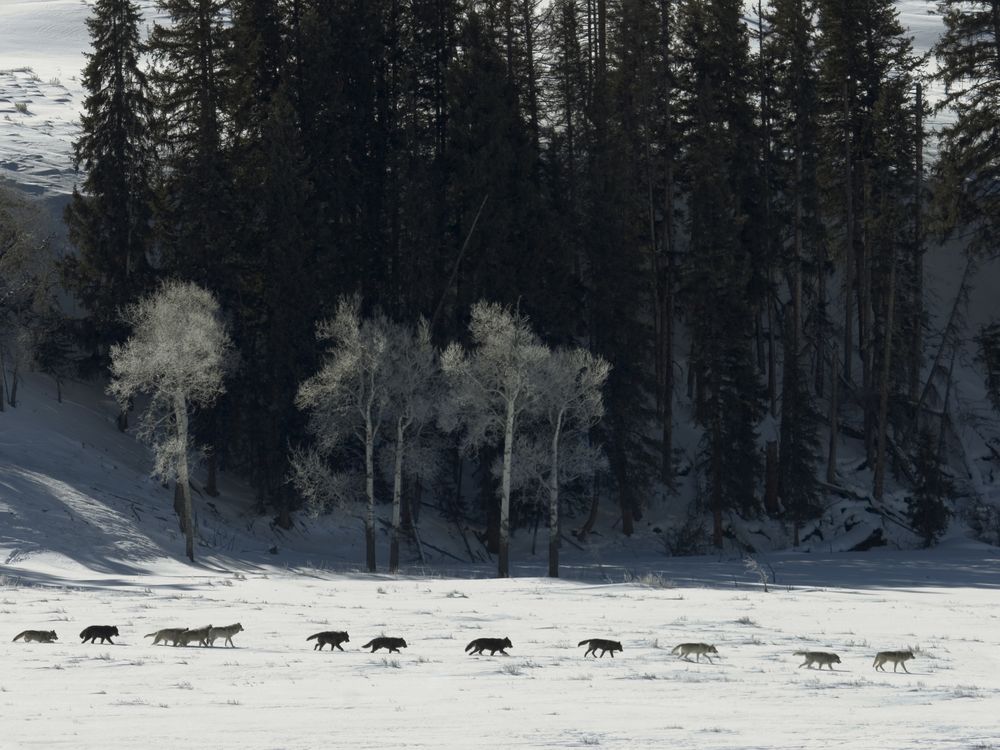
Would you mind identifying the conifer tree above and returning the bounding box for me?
[907,429,952,547]
[933,0,1000,257]
[676,0,765,546]
[148,0,234,286]
[65,0,157,352]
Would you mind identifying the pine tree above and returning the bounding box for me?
[676,0,765,546]
[778,314,822,544]
[815,0,918,465]
[907,429,952,547]
[148,0,234,287]
[933,0,1000,257]
[64,0,157,352]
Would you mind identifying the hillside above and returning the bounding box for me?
[3,0,1000,574]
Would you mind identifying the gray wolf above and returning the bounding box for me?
[208,623,244,647]
[13,630,58,643]
[465,637,512,656]
[307,631,350,651]
[794,651,841,669]
[670,643,718,662]
[578,638,623,658]
[873,650,915,672]
[363,636,407,653]
[80,625,119,644]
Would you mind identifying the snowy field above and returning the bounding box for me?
[2,374,999,748]
[3,551,1000,750]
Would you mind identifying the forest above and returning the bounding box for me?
[4,0,1000,573]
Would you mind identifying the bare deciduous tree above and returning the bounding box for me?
[383,318,440,572]
[440,302,548,578]
[109,280,233,562]
[294,297,391,572]
[532,348,610,577]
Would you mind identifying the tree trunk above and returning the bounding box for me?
[0,345,5,412]
[764,439,779,515]
[842,83,854,383]
[205,449,219,497]
[860,164,875,465]
[365,411,376,573]
[174,481,186,533]
[9,363,18,407]
[910,82,924,403]
[711,415,723,549]
[548,415,562,578]
[577,473,600,540]
[815,236,827,397]
[827,347,839,484]
[873,244,897,501]
[389,419,405,573]
[659,0,675,484]
[499,399,516,578]
[174,394,194,562]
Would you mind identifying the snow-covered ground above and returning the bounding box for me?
[3,546,1000,749]
[2,373,1000,749]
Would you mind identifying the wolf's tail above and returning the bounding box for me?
[670,644,681,654]
[465,640,477,652]
[12,631,26,642]
[362,640,375,649]
[306,634,318,641]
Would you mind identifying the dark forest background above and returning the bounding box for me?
[52,0,1000,553]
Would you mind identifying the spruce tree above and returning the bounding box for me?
[907,429,952,547]
[933,0,1000,256]
[64,0,156,352]
[676,0,765,546]
[148,0,234,287]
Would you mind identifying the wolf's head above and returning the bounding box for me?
[503,637,513,648]
[111,626,120,636]
[48,631,58,640]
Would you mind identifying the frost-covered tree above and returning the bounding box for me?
[384,319,441,572]
[512,348,610,578]
[109,281,233,561]
[294,298,391,572]
[441,302,548,578]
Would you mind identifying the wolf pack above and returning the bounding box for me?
[9,626,918,673]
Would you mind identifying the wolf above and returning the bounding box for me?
[80,625,119,644]
[873,650,916,673]
[178,626,213,647]
[794,651,841,670]
[207,623,244,647]
[465,637,513,656]
[144,628,188,646]
[307,631,350,651]
[578,638,623,658]
[12,630,58,643]
[670,643,718,663]
[363,636,407,653]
